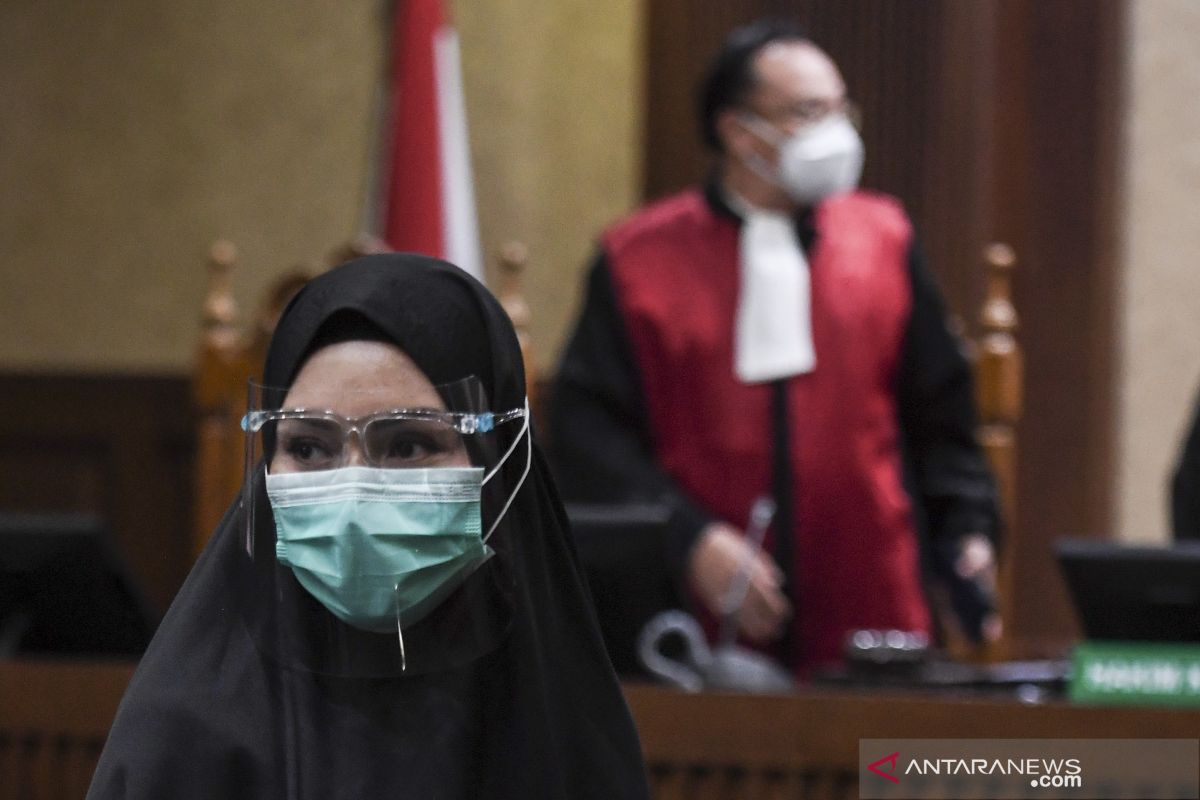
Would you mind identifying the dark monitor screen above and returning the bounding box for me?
[0,512,158,657]
[566,503,682,678]
[1055,538,1200,643]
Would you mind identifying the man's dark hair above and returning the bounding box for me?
[697,19,810,152]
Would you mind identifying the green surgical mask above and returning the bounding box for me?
[265,465,492,634]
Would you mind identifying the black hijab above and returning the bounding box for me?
[87,254,650,799]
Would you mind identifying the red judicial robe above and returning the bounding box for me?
[551,182,999,673]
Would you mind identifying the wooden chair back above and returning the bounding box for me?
[192,242,319,558]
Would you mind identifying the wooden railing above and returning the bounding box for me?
[624,683,1200,800]
[0,660,136,800]
[5,661,1198,800]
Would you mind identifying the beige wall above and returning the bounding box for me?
[456,0,643,373]
[1115,0,1200,543]
[0,0,643,375]
[0,1,387,373]
[7,0,1199,543]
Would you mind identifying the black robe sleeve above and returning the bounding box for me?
[1171,383,1200,541]
[548,250,714,582]
[896,242,1002,638]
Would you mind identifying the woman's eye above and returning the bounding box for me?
[367,421,464,467]
[285,437,335,465]
[386,436,438,462]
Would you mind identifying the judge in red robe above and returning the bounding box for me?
[550,20,1000,674]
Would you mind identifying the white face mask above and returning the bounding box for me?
[740,112,865,206]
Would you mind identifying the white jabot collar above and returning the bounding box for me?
[725,189,816,384]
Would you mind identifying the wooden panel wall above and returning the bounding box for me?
[643,0,989,316]
[0,374,194,613]
[643,0,1125,654]
[987,0,1126,656]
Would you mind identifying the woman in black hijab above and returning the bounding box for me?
[87,254,650,799]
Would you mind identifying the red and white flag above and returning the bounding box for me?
[382,0,483,282]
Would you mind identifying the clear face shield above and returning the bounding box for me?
[238,375,531,677]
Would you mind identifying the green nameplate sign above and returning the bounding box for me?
[1071,640,1200,707]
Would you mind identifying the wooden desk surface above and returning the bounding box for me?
[624,682,1200,772]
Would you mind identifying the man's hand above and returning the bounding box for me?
[955,532,1002,643]
[687,522,792,644]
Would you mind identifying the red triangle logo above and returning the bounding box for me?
[867,752,900,784]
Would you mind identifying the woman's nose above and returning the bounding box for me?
[342,429,370,467]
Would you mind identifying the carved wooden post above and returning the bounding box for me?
[199,240,240,354]
[496,241,539,413]
[193,241,248,558]
[974,243,1022,657]
[975,244,1022,533]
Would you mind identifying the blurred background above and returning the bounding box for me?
[1,0,1198,656]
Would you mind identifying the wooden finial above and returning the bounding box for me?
[328,233,390,266]
[209,238,237,266]
[201,240,240,351]
[497,241,531,332]
[976,242,1021,416]
[495,241,538,404]
[499,240,528,266]
[980,242,1018,335]
[984,241,1015,269]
